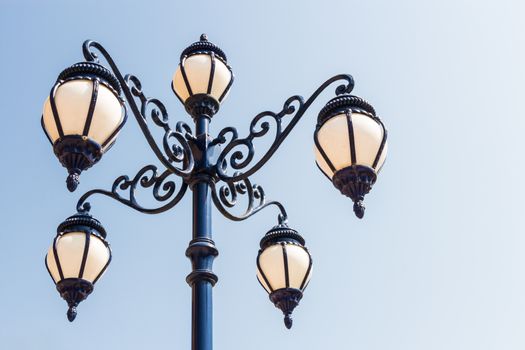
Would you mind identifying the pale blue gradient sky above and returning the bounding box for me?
[1,0,525,349]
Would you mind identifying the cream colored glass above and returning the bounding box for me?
[42,80,123,146]
[82,235,110,282]
[285,245,311,289]
[42,81,91,142]
[172,54,232,103]
[257,243,311,292]
[55,232,86,279]
[351,113,386,168]
[88,84,123,145]
[184,55,212,94]
[42,96,60,142]
[256,270,272,293]
[46,239,61,283]
[314,146,335,179]
[376,142,388,172]
[172,68,190,101]
[46,232,110,283]
[314,112,387,175]
[210,58,231,100]
[257,244,286,291]
[315,115,351,171]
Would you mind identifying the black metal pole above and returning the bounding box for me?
[186,114,218,350]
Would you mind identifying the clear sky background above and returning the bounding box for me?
[1,0,525,349]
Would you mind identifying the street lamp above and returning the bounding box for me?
[41,35,388,349]
[41,63,127,192]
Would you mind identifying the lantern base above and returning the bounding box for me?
[269,288,303,329]
[332,165,377,219]
[56,278,94,322]
[185,94,220,119]
[53,135,102,192]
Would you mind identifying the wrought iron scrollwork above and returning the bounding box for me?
[213,74,354,183]
[211,176,287,223]
[82,40,195,178]
[75,41,352,225]
[76,164,188,214]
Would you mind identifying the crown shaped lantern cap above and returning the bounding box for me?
[180,34,228,62]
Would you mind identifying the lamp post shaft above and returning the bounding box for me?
[186,114,218,350]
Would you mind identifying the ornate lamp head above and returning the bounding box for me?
[314,95,388,218]
[41,62,127,191]
[256,223,312,329]
[45,211,111,321]
[172,34,234,118]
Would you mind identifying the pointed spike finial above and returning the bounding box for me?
[353,200,365,219]
[66,171,80,192]
[67,306,77,322]
[200,33,208,41]
[56,279,94,323]
[284,314,293,329]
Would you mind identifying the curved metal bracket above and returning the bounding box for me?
[212,74,354,182]
[210,176,288,224]
[76,164,188,214]
[82,40,195,178]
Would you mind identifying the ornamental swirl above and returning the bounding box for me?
[213,74,354,183]
[76,164,188,214]
[211,176,287,223]
[82,40,195,178]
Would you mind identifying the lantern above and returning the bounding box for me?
[314,95,388,218]
[256,224,312,329]
[45,212,111,321]
[172,34,233,117]
[41,62,127,191]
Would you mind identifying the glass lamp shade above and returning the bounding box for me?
[172,34,233,116]
[45,213,111,322]
[314,95,388,218]
[256,224,312,329]
[41,62,126,192]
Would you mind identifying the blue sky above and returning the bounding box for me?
[1,0,525,349]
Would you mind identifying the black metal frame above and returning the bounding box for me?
[44,35,382,350]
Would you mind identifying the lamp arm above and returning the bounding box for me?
[210,177,288,224]
[82,40,195,178]
[212,74,354,183]
[76,164,188,214]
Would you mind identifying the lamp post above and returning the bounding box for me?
[41,34,388,350]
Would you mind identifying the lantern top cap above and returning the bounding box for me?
[260,223,305,249]
[180,33,228,62]
[317,95,376,125]
[57,212,107,238]
[58,62,121,95]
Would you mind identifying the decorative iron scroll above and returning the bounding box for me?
[212,74,354,183]
[74,41,356,225]
[82,40,195,178]
[211,176,287,223]
[77,164,187,214]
